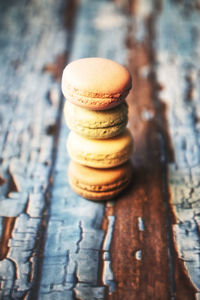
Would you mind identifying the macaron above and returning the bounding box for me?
[68,160,132,201]
[61,57,132,110]
[64,101,128,139]
[67,128,133,168]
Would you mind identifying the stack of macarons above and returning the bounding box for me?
[61,57,133,201]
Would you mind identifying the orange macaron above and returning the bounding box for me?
[61,57,132,110]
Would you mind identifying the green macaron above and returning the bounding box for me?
[64,101,128,139]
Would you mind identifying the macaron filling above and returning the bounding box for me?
[68,161,133,201]
[68,145,133,168]
[69,180,130,200]
[68,122,127,139]
[62,83,131,110]
[71,176,130,192]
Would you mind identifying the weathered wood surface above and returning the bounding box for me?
[0,0,69,298]
[0,0,200,299]
[155,1,200,298]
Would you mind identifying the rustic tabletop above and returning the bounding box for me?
[0,0,200,299]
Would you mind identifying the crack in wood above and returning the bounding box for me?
[102,215,116,294]
[75,222,83,254]
[0,217,16,261]
[0,176,6,186]
[158,132,176,300]
[137,217,145,231]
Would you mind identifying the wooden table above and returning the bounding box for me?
[0,0,200,299]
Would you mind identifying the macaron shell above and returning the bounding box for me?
[68,160,132,201]
[67,128,133,168]
[64,101,128,139]
[62,57,132,110]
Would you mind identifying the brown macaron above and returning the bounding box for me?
[68,160,133,201]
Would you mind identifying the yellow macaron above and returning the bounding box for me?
[67,128,133,168]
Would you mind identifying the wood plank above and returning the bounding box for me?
[108,2,175,299]
[155,0,200,298]
[38,1,130,299]
[0,0,72,298]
